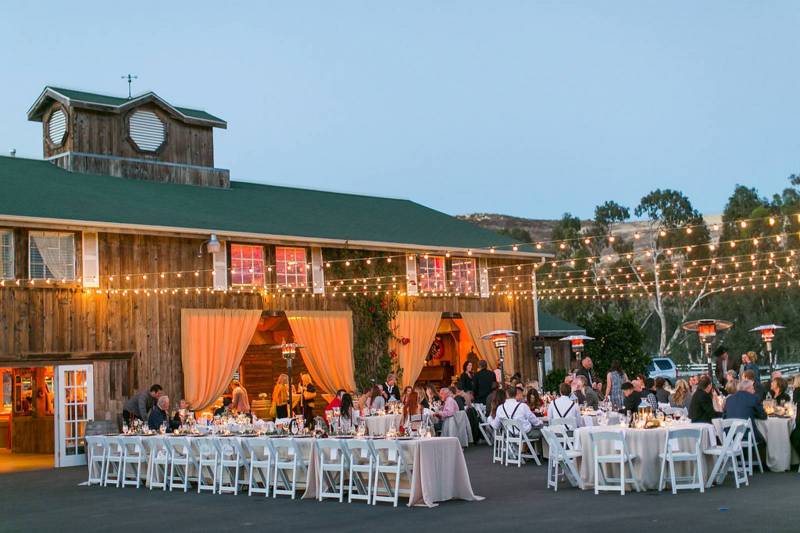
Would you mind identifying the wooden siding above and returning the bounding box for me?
[0,230,540,418]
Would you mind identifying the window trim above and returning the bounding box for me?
[450,257,477,295]
[27,231,76,281]
[275,246,308,289]
[418,255,446,293]
[230,243,266,287]
[0,229,14,280]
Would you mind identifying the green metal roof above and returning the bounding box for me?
[30,86,225,125]
[0,156,536,253]
[538,311,585,336]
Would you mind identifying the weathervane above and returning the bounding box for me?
[120,74,138,99]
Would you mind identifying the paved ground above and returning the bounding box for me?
[0,450,53,474]
[0,446,797,533]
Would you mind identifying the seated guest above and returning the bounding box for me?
[172,399,191,427]
[577,376,599,409]
[452,386,466,410]
[485,381,500,410]
[571,377,586,405]
[368,384,386,411]
[490,385,543,438]
[770,377,791,404]
[688,374,699,393]
[669,379,692,409]
[689,375,722,424]
[724,379,738,397]
[432,387,459,431]
[642,378,658,410]
[214,397,232,417]
[230,380,250,415]
[413,386,427,412]
[401,386,413,404]
[122,384,163,425]
[148,395,171,431]
[742,369,767,401]
[723,378,767,443]
[383,373,401,402]
[654,377,671,404]
[789,376,800,458]
[325,389,346,414]
[487,389,507,423]
[548,383,581,426]
[526,388,544,414]
[338,393,356,433]
[403,388,420,418]
[620,382,641,415]
[421,384,440,410]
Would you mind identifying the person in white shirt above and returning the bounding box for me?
[490,386,543,438]
[547,383,582,427]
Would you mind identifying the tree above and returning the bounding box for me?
[582,312,649,379]
[497,227,532,243]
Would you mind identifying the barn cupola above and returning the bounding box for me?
[27,86,229,188]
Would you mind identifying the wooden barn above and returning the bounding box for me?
[0,86,548,467]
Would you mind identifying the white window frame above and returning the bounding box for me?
[0,230,13,280]
[418,255,446,293]
[28,231,76,281]
[275,246,308,288]
[450,257,477,295]
[230,244,266,286]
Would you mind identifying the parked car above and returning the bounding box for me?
[646,357,677,385]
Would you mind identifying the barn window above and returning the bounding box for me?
[418,255,445,292]
[128,110,166,152]
[48,109,67,146]
[0,230,13,279]
[28,231,75,281]
[275,247,307,288]
[450,257,477,294]
[230,244,265,286]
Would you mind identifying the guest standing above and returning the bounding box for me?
[296,373,317,421]
[473,360,497,405]
[689,375,722,424]
[606,360,628,410]
[575,357,596,388]
[403,387,420,418]
[271,374,290,419]
[230,380,251,415]
[122,384,163,426]
[741,351,760,380]
[457,361,476,395]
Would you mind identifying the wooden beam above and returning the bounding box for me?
[0,351,135,366]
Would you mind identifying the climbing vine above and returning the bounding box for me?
[324,249,400,391]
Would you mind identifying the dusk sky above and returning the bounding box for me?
[1,1,799,219]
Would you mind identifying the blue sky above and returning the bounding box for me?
[1,1,799,219]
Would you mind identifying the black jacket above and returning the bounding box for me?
[621,391,641,414]
[457,372,475,393]
[147,407,169,431]
[724,391,767,443]
[473,369,496,403]
[575,366,595,385]
[384,383,401,402]
[689,388,722,424]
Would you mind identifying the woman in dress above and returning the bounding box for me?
[669,379,692,408]
[457,361,475,395]
[271,373,290,419]
[339,393,355,433]
[605,359,628,410]
[295,372,317,422]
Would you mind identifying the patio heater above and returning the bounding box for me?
[273,342,304,414]
[481,330,519,383]
[559,334,594,362]
[681,319,733,381]
[750,324,785,375]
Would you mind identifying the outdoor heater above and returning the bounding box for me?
[681,319,733,380]
[559,334,594,361]
[273,342,304,414]
[481,329,519,383]
[750,324,785,375]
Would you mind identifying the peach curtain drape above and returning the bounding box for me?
[390,311,442,388]
[460,312,515,375]
[181,308,262,410]
[284,310,356,395]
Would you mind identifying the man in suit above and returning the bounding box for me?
[620,382,641,415]
[575,357,596,388]
[689,375,722,424]
[723,378,767,443]
[473,360,497,405]
[714,346,731,386]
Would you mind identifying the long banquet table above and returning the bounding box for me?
[573,423,717,490]
[94,434,482,508]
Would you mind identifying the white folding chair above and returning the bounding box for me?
[541,427,583,491]
[167,437,197,492]
[85,435,107,486]
[120,436,147,488]
[719,418,763,475]
[243,437,273,497]
[345,439,375,504]
[705,421,748,488]
[371,439,410,507]
[590,430,641,495]
[146,437,171,491]
[492,424,506,464]
[548,417,578,450]
[215,438,247,495]
[272,438,309,499]
[658,427,705,493]
[103,436,124,488]
[194,437,220,494]
[501,419,541,467]
[316,439,348,502]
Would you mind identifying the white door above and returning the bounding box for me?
[54,364,94,467]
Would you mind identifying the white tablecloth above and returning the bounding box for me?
[573,423,716,490]
[713,417,798,472]
[353,414,404,436]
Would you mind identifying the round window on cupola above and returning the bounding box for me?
[128,109,167,152]
[47,108,68,147]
